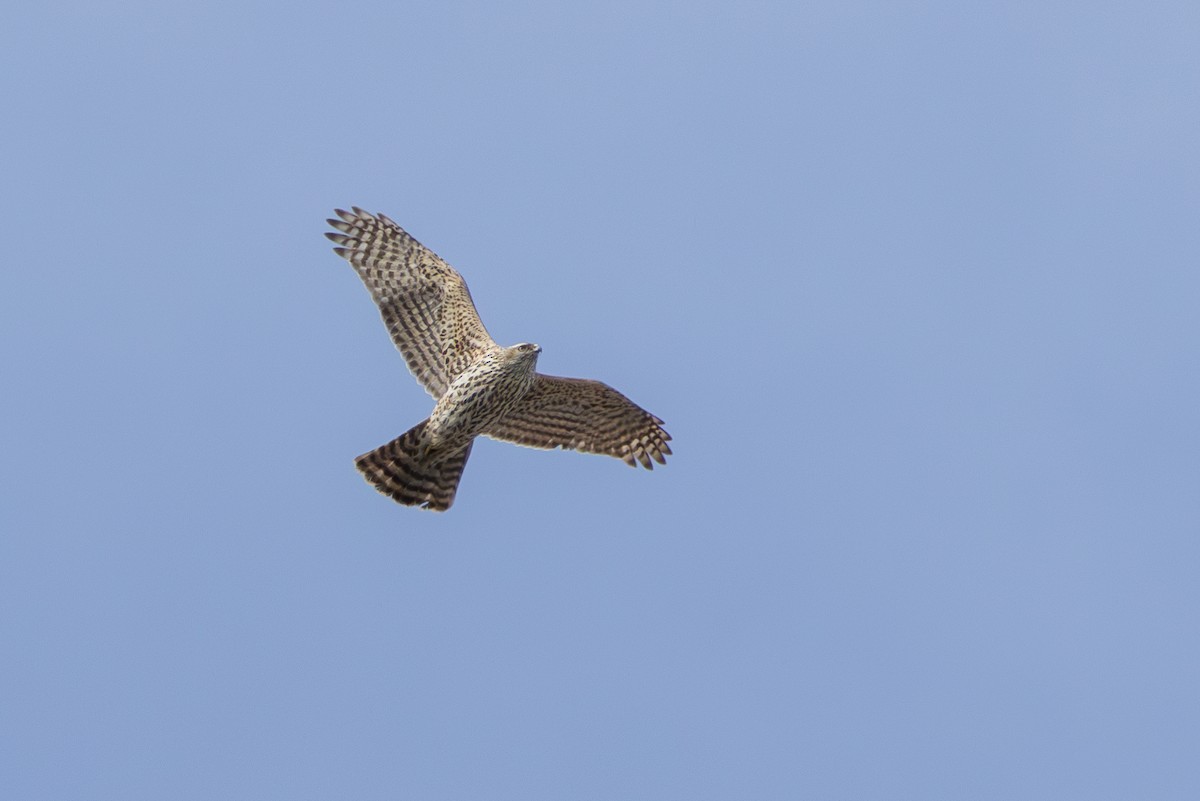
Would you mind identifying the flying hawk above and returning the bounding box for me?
[326,207,671,511]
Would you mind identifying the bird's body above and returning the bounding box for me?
[326,207,670,511]
[425,344,540,457]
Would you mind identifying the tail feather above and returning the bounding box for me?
[355,421,473,511]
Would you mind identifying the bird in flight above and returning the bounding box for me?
[326,207,671,511]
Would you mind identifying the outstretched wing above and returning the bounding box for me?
[326,208,497,397]
[485,375,672,469]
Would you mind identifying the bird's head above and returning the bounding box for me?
[508,342,542,363]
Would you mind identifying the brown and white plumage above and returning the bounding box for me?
[486,375,671,469]
[326,207,496,397]
[327,207,671,511]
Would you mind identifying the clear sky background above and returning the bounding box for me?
[3,1,1199,798]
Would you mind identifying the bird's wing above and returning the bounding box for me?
[326,208,497,397]
[485,374,671,469]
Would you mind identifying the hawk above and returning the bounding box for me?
[326,207,671,511]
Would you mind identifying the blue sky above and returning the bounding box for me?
[3,1,1199,798]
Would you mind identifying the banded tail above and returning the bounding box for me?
[355,421,473,512]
